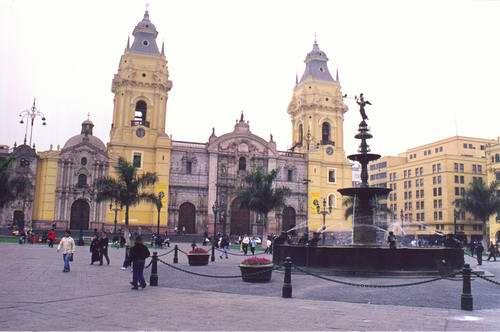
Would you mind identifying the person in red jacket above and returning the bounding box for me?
[47,229,56,248]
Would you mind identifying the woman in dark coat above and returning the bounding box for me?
[129,236,150,289]
[90,236,101,265]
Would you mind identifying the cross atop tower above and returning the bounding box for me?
[87,112,91,121]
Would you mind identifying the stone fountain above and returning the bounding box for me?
[337,116,391,246]
[273,94,464,274]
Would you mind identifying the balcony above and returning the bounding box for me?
[131,119,150,128]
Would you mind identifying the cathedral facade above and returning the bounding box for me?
[3,10,353,237]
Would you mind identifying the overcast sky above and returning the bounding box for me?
[1,0,499,156]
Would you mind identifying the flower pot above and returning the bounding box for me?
[239,263,273,282]
[187,253,210,266]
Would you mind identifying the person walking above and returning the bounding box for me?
[264,237,272,254]
[250,237,257,255]
[476,242,484,265]
[487,241,497,262]
[219,235,229,259]
[387,231,397,249]
[90,235,101,265]
[242,234,250,255]
[57,230,75,273]
[47,229,56,248]
[470,242,476,257]
[128,236,150,290]
[121,227,131,270]
[99,232,110,265]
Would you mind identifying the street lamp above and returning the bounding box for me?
[19,98,47,147]
[109,200,122,235]
[400,209,404,229]
[156,191,165,235]
[314,198,332,245]
[454,208,458,238]
[212,200,219,238]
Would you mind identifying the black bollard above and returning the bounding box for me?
[211,245,215,262]
[461,264,473,311]
[173,244,179,264]
[149,252,158,286]
[282,256,292,298]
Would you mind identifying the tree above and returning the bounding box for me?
[95,157,158,227]
[0,157,30,209]
[454,179,500,244]
[236,167,291,235]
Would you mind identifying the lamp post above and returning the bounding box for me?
[212,200,219,238]
[19,98,47,147]
[156,191,165,236]
[454,209,458,238]
[109,200,122,235]
[315,198,332,245]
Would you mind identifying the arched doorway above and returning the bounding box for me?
[178,202,196,234]
[70,199,90,230]
[13,210,24,230]
[230,199,250,236]
[282,206,296,234]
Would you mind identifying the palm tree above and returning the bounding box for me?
[95,157,158,227]
[454,179,500,244]
[236,167,291,235]
[342,196,392,220]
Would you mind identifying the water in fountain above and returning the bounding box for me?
[285,220,308,233]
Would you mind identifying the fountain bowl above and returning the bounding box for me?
[273,244,464,275]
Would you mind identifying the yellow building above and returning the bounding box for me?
[287,40,353,235]
[32,149,59,225]
[106,10,172,228]
[486,140,500,243]
[369,136,497,243]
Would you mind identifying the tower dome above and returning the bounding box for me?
[129,10,160,55]
[299,40,335,83]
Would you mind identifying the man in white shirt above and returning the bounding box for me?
[57,230,76,272]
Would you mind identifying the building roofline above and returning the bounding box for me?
[406,136,497,153]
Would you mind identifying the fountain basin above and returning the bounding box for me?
[338,186,391,198]
[273,244,464,274]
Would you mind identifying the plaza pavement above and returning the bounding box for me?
[1,242,500,331]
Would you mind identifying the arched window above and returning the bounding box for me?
[134,100,147,124]
[298,124,303,145]
[322,122,331,144]
[77,174,87,187]
[328,194,336,208]
[238,157,246,171]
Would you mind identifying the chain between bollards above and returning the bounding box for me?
[149,252,158,286]
[461,264,473,311]
[173,245,179,264]
[211,245,215,262]
[282,256,292,298]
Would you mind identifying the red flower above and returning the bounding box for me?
[189,247,208,254]
[241,257,272,265]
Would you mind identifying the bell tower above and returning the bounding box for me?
[287,40,353,235]
[107,10,171,228]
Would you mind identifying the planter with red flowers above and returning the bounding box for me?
[239,256,274,282]
[187,247,210,266]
